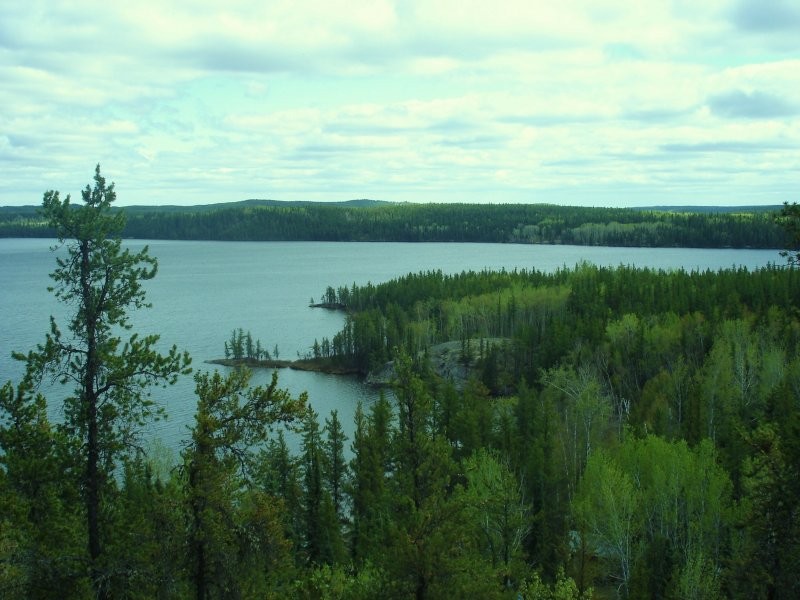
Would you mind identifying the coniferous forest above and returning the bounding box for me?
[2,170,800,599]
[0,199,787,248]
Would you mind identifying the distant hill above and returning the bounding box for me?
[0,205,39,215]
[3,200,779,215]
[0,198,393,215]
[118,198,393,214]
[0,200,787,248]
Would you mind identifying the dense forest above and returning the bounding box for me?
[2,171,800,599]
[0,199,787,248]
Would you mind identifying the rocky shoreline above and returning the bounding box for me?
[365,338,509,390]
[207,337,509,389]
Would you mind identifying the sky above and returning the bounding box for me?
[1,0,798,207]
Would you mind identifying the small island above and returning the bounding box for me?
[206,356,361,376]
[206,327,362,376]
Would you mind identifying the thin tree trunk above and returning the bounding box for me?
[190,468,207,600]
[82,240,106,599]
[87,394,103,597]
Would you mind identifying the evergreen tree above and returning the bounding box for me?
[300,408,345,566]
[256,430,304,556]
[13,166,191,598]
[729,415,800,598]
[183,368,305,599]
[108,457,186,598]
[514,381,570,579]
[384,352,492,599]
[348,396,392,566]
[0,380,85,598]
[450,377,493,461]
[777,201,800,266]
[245,331,254,360]
[323,410,348,525]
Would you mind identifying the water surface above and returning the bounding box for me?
[0,239,782,456]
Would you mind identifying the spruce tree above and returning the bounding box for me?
[258,430,304,555]
[348,396,392,566]
[323,410,348,524]
[300,407,345,566]
[386,352,486,598]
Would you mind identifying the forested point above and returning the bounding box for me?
[0,199,790,248]
[3,171,800,600]
[303,258,800,598]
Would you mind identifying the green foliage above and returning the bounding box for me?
[777,201,800,265]
[183,368,306,599]
[541,365,613,497]
[0,380,85,598]
[300,407,346,567]
[574,436,731,599]
[574,450,639,596]
[12,166,191,598]
[460,448,529,588]
[291,562,387,599]
[255,430,304,558]
[6,187,800,596]
[520,568,592,600]
[317,263,800,386]
[727,416,800,599]
[1,200,785,248]
[347,396,392,566]
[322,410,348,525]
[225,328,272,361]
[513,381,571,579]
[104,458,187,598]
[376,352,508,599]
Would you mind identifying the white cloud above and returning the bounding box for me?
[0,0,797,206]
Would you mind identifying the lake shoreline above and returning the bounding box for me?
[205,357,361,376]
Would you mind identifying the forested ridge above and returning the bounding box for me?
[0,200,787,248]
[2,171,800,600]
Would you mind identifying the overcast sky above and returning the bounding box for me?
[1,0,798,207]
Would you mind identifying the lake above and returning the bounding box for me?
[0,239,783,459]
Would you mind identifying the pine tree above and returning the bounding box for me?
[183,368,305,599]
[14,166,191,598]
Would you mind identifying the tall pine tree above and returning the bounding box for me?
[14,166,191,598]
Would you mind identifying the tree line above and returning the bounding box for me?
[0,200,788,248]
[1,169,799,599]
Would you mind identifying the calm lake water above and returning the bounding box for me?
[0,239,783,459]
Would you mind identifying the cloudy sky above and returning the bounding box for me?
[1,0,798,207]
